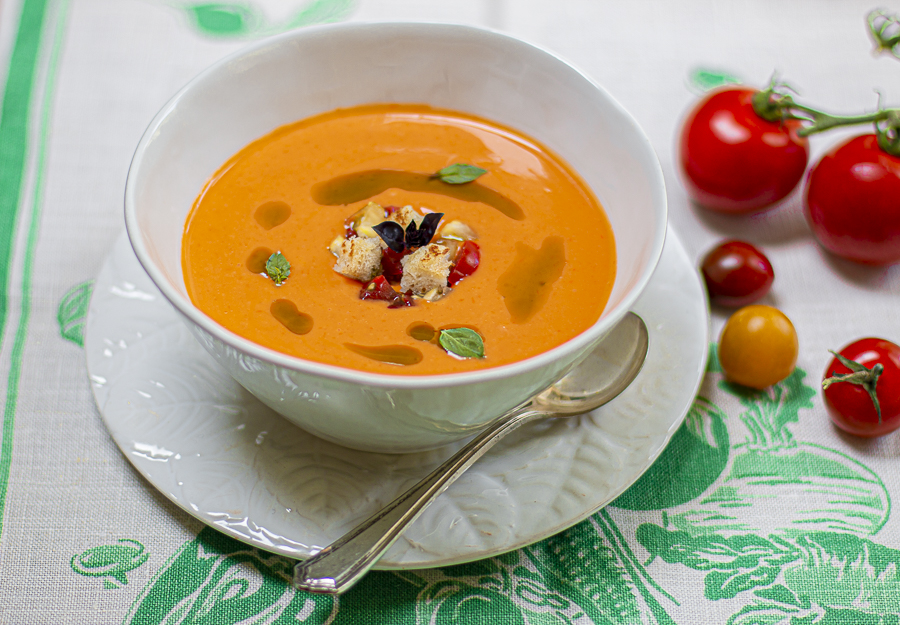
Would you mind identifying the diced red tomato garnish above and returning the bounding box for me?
[381,247,408,283]
[448,241,480,286]
[388,291,414,309]
[359,276,413,307]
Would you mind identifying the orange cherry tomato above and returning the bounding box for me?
[718,305,798,389]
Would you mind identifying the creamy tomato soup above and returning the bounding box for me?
[182,104,615,374]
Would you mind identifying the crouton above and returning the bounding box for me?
[400,244,451,295]
[334,236,383,281]
[389,205,425,229]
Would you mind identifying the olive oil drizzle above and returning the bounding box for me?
[271,299,313,335]
[246,247,274,274]
[406,322,437,342]
[311,170,525,221]
[497,236,566,324]
[254,201,291,230]
[344,343,424,366]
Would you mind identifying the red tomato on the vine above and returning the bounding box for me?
[804,134,900,265]
[823,338,900,437]
[679,88,810,213]
[700,240,774,307]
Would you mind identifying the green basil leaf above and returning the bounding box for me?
[439,327,485,359]
[435,163,487,184]
[266,251,291,285]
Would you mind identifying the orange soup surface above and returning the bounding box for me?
[183,104,616,374]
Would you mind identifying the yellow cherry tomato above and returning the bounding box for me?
[718,305,798,389]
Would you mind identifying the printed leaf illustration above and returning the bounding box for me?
[180,0,357,39]
[281,0,357,30]
[57,280,93,347]
[783,533,900,616]
[637,525,797,574]
[71,539,148,588]
[613,396,729,510]
[637,525,900,622]
[719,367,816,450]
[688,67,742,93]
[125,527,334,624]
[185,3,257,35]
[417,580,527,625]
[668,442,890,537]
[636,526,795,600]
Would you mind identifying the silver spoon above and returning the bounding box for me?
[293,311,649,594]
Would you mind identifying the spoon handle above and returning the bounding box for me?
[293,404,545,594]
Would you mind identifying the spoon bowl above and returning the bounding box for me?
[293,312,649,594]
[534,311,649,413]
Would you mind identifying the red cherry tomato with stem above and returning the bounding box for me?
[700,240,774,307]
[804,134,900,265]
[823,338,900,437]
[679,87,809,213]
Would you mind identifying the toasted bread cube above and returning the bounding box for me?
[334,236,383,281]
[400,244,451,295]
[389,205,425,229]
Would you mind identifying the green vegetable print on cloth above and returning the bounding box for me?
[124,348,897,624]
[177,0,357,39]
[57,280,92,346]
[71,539,149,589]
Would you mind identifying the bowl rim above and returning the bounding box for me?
[124,20,667,390]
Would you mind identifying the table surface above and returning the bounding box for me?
[1,0,898,623]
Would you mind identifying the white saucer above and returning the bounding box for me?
[85,227,708,568]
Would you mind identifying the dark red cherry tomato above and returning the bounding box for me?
[823,338,900,437]
[700,240,774,307]
[448,241,480,286]
[804,134,900,265]
[679,87,809,213]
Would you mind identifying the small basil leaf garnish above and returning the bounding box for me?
[405,212,444,248]
[373,221,406,253]
[435,164,487,184]
[265,251,291,285]
[439,327,485,359]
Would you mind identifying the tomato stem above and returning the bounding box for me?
[751,81,900,156]
[868,9,900,60]
[822,351,884,422]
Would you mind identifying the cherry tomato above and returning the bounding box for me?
[700,240,774,307]
[804,134,900,265]
[822,338,900,437]
[679,88,809,213]
[448,241,480,286]
[718,305,798,389]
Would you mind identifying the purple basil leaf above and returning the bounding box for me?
[405,212,444,247]
[373,221,406,253]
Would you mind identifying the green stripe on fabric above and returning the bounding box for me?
[0,0,49,336]
[0,0,65,535]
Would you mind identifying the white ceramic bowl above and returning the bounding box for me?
[125,22,666,453]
